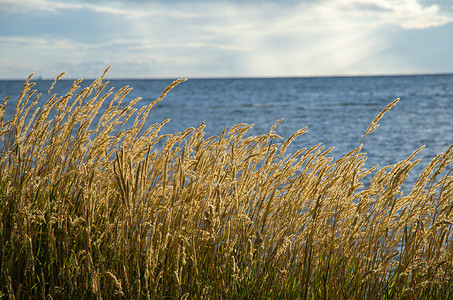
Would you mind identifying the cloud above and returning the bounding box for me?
[1,0,452,78]
[307,0,453,30]
[0,0,149,17]
[347,1,393,12]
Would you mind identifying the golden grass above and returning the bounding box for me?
[1,69,452,299]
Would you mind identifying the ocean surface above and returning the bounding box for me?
[1,74,453,189]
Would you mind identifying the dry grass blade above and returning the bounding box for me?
[361,98,399,144]
[1,71,452,299]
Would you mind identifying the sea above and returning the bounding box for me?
[1,74,453,190]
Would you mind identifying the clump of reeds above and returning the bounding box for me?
[1,68,452,299]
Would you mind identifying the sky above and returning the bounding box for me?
[1,0,453,79]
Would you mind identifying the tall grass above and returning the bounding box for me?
[1,68,452,299]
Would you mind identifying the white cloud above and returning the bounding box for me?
[338,0,453,29]
[0,0,153,18]
[1,0,452,78]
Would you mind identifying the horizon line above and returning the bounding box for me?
[1,71,453,81]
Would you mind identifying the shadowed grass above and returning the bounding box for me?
[1,69,452,299]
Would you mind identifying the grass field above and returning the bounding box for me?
[1,68,453,299]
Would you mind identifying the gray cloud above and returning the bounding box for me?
[348,2,393,12]
[419,0,453,11]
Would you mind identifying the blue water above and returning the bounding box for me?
[1,74,453,188]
